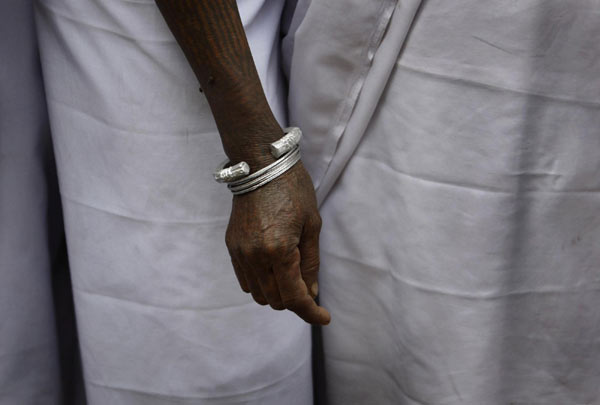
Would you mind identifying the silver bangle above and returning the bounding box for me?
[213,127,303,195]
[270,127,302,158]
[228,146,301,195]
[213,127,301,184]
[213,160,250,183]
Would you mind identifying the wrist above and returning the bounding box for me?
[223,126,282,169]
[214,126,304,193]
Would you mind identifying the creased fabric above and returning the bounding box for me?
[0,0,61,405]
[288,0,600,403]
[0,1,62,404]
[35,0,311,403]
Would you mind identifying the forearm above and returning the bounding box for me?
[156,0,330,325]
[155,0,280,167]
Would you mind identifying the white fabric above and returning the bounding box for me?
[35,0,312,403]
[288,0,600,403]
[0,1,62,403]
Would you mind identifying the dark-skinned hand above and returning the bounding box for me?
[225,161,331,325]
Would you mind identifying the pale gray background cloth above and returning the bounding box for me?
[34,0,312,403]
[3,0,312,404]
[0,0,63,403]
[3,0,600,404]
[287,0,600,403]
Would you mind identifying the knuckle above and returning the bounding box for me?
[240,235,294,260]
[263,241,286,257]
[252,294,268,306]
[239,245,253,258]
[270,301,285,311]
[313,214,323,231]
[262,233,293,257]
[240,242,260,258]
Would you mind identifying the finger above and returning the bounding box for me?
[243,265,268,306]
[231,258,250,293]
[273,248,331,325]
[299,216,321,299]
[255,267,285,310]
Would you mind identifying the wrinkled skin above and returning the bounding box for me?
[155,0,329,324]
[226,162,331,325]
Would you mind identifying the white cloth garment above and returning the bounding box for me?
[35,0,312,403]
[0,1,62,403]
[287,0,600,403]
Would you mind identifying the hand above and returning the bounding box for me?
[225,161,331,325]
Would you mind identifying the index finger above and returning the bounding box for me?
[273,248,331,325]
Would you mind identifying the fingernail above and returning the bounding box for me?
[311,282,319,297]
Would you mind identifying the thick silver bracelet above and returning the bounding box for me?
[213,127,302,195]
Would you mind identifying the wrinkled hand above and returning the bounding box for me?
[225,162,331,325]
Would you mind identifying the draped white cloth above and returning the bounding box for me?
[287,0,600,403]
[0,1,62,403]
[35,0,312,403]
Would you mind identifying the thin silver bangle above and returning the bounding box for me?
[228,146,300,194]
[228,146,299,189]
[229,149,301,195]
